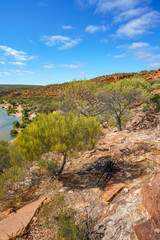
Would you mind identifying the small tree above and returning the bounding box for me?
[15,112,101,176]
[99,77,151,131]
[60,80,104,117]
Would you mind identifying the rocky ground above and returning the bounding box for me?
[0,110,160,239]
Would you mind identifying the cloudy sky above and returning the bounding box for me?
[0,0,160,85]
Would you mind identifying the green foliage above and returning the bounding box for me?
[7,106,17,115]
[0,142,25,202]
[13,120,20,128]
[20,122,26,128]
[21,108,29,117]
[0,140,10,173]
[142,105,150,112]
[15,112,101,175]
[42,193,87,240]
[99,77,151,130]
[39,158,59,176]
[151,94,160,109]
[10,129,18,137]
[60,79,103,117]
[21,108,31,125]
[15,112,101,160]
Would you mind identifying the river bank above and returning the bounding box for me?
[0,101,23,121]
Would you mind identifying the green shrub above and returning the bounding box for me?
[142,105,150,112]
[151,94,160,110]
[42,193,87,240]
[15,112,102,176]
[20,123,26,128]
[7,106,17,115]
[10,129,18,137]
[39,158,59,176]
[13,120,20,128]
[0,142,25,203]
[0,140,10,173]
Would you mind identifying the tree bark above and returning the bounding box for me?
[57,152,67,176]
[117,117,122,131]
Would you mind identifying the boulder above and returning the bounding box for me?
[133,172,160,240]
[101,180,125,204]
[0,195,46,240]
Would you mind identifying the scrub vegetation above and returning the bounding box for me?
[0,71,159,239]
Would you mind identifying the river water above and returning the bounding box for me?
[0,108,20,141]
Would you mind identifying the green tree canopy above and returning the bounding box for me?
[60,80,103,117]
[15,112,102,175]
[99,77,151,130]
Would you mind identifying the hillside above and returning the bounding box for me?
[0,69,160,99]
[1,70,160,240]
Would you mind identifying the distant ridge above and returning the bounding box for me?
[0,84,41,88]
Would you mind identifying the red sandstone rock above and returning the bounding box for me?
[133,219,159,240]
[0,209,13,220]
[0,195,46,240]
[133,173,160,240]
[146,153,160,164]
[101,180,125,204]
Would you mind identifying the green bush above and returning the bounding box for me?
[7,106,17,115]
[10,129,18,137]
[0,140,10,173]
[142,105,150,112]
[0,142,25,203]
[151,94,160,110]
[42,193,87,240]
[20,123,26,128]
[15,112,102,175]
[39,158,59,176]
[13,120,20,128]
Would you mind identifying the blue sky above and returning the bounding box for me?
[0,0,160,85]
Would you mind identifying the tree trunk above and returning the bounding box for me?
[117,117,122,131]
[57,152,67,176]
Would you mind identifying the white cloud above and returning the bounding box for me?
[10,61,27,66]
[62,25,73,30]
[85,25,107,34]
[146,63,160,68]
[101,39,109,43]
[129,42,150,49]
[114,53,128,58]
[23,70,34,74]
[0,45,37,61]
[78,0,149,13]
[44,64,55,69]
[59,38,81,50]
[134,51,160,61]
[116,11,160,38]
[0,72,11,76]
[12,70,34,75]
[39,2,47,7]
[96,0,140,13]
[61,64,80,69]
[78,71,87,75]
[114,7,148,23]
[0,61,5,65]
[41,35,81,50]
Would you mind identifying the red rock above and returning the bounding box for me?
[133,219,159,240]
[133,172,160,240]
[0,209,13,219]
[0,195,46,240]
[151,172,160,192]
[141,183,156,217]
[146,153,160,164]
[101,180,125,204]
